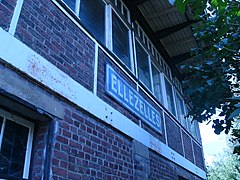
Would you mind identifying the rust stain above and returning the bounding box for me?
[27,54,78,101]
[27,55,47,80]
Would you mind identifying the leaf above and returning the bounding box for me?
[233,145,240,155]
[175,0,187,13]
[227,97,240,101]
[207,79,215,86]
[234,104,240,108]
[211,0,218,8]
[221,38,229,45]
[227,108,240,120]
[232,33,239,39]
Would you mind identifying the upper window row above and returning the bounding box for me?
[60,0,200,141]
[62,0,132,70]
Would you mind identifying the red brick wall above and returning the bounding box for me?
[30,121,50,179]
[150,150,203,180]
[193,142,205,170]
[182,131,194,163]
[0,0,16,30]
[15,0,95,92]
[51,107,134,179]
[165,114,184,156]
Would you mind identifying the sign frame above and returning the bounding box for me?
[105,64,162,134]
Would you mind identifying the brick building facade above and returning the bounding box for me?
[0,0,206,179]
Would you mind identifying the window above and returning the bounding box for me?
[136,40,151,90]
[63,0,106,44]
[112,0,129,22]
[152,64,163,104]
[112,12,131,69]
[0,109,34,179]
[63,0,76,12]
[175,92,185,123]
[190,121,201,142]
[164,77,176,116]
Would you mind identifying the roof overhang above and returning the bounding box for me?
[124,0,199,80]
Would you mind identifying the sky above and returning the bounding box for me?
[199,120,228,166]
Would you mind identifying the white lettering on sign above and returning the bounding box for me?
[106,64,162,133]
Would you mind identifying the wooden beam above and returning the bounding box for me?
[165,37,196,48]
[154,20,198,39]
[172,52,192,64]
[145,6,177,19]
[129,0,148,7]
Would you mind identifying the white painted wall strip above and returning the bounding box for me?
[9,0,24,35]
[0,28,206,179]
[93,43,99,95]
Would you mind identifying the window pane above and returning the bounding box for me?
[79,0,105,44]
[0,120,29,178]
[165,78,176,116]
[175,93,185,123]
[112,13,131,69]
[63,0,76,11]
[136,41,151,90]
[190,121,197,139]
[152,65,163,103]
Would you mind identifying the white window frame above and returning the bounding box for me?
[175,91,187,124]
[106,4,134,72]
[151,63,163,104]
[0,109,34,179]
[162,75,177,117]
[135,38,152,91]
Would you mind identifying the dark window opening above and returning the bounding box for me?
[112,12,131,69]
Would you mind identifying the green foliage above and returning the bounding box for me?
[207,151,240,180]
[174,0,240,154]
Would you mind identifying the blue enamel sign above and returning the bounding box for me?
[106,64,162,133]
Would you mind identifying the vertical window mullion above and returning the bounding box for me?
[23,124,34,179]
[133,36,138,77]
[172,86,177,117]
[149,60,154,92]
[161,74,168,109]
[106,5,112,50]
[129,29,135,73]
[75,0,80,15]
[0,117,6,150]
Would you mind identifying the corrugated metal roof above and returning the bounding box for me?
[124,0,199,78]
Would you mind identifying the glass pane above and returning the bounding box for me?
[175,93,185,123]
[165,78,176,116]
[152,65,163,103]
[63,0,76,11]
[116,0,121,12]
[0,120,29,178]
[123,6,128,21]
[112,13,131,69]
[190,121,197,139]
[79,0,105,44]
[136,41,151,90]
